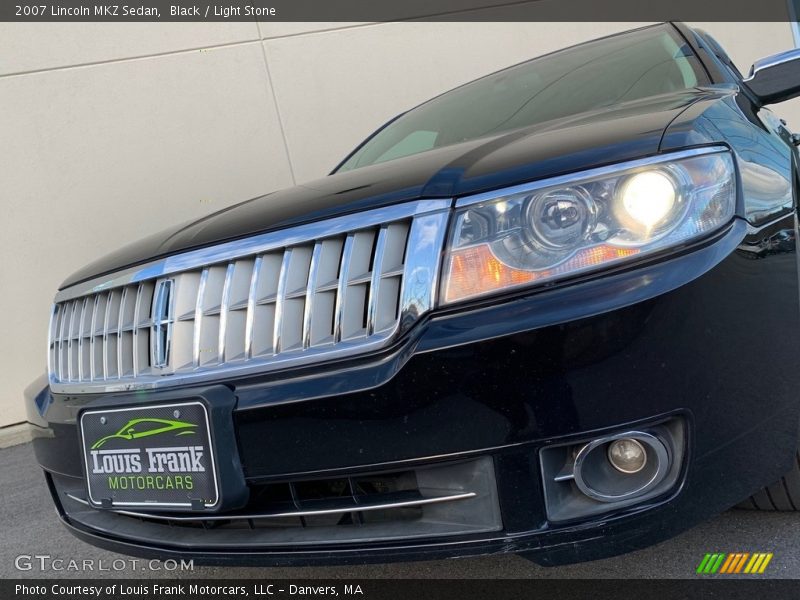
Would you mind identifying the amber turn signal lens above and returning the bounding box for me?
[444,244,639,303]
[445,245,538,303]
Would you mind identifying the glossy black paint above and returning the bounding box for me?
[29,22,800,565]
[31,211,800,565]
[63,28,717,289]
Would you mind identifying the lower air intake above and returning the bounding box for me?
[51,457,503,547]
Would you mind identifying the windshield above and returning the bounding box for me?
[336,25,705,172]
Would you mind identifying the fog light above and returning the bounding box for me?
[540,421,685,521]
[608,438,647,474]
[572,431,670,502]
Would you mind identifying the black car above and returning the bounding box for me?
[26,22,800,566]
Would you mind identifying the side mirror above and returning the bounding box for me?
[745,49,800,105]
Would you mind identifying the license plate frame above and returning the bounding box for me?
[79,400,220,510]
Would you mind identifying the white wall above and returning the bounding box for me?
[2,21,797,427]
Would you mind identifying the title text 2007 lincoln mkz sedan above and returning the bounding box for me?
[26,22,800,565]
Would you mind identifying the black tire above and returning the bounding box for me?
[738,452,800,510]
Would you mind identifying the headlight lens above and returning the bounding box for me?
[441,149,736,304]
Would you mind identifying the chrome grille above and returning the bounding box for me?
[48,201,450,393]
[51,282,156,383]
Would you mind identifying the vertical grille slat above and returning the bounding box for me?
[102,290,116,380]
[376,222,410,332]
[66,300,74,381]
[57,302,67,381]
[333,234,355,344]
[192,269,209,369]
[342,231,377,341]
[47,205,444,391]
[72,298,83,381]
[220,259,254,363]
[132,284,143,377]
[217,262,236,364]
[89,295,100,381]
[302,242,323,350]
[273,249,293,355]
[366,226,388,337]
[77,297,88,381]
[116,287,127,379]
[307,238,344,347]
[195,266,228,366]
[48,305,58,381]
[252,253,281,358]
[244,256,263,360]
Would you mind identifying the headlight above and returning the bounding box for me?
[441,148,736,304]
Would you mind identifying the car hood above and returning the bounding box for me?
[61,87,730,289]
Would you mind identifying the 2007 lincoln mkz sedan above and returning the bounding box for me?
[26,22,800,566]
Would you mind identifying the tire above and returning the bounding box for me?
[738,452,800,510]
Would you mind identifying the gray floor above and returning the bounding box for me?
[2,443,798,579]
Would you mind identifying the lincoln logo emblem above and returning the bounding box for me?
[151,279,174,369]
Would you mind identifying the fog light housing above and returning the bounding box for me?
[608,438,647,474]
[539,418,685,522]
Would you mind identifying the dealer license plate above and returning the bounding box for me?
[79,401,219,510]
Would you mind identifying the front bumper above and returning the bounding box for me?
[27,215,800,566]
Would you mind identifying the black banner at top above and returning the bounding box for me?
[0,0,798,22]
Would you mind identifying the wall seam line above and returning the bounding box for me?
[0,37,261,80]
[258,21,380,41]
[255,19,296,185]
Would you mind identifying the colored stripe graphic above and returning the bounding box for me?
[734,553,750,573]
[719,553,737,574]
[696,554,713,574]
[710,554,726,573]
[751,554,767,573]
[758,553,773,573]
[697,552,772,575]
[697,554,726,574]
[744,554,760,573]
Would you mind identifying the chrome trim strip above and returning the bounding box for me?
[398,211,450,333]
[273,249,293,355]
[150,279,174,370]
[57,302,67,380]
[77,297,87,381]
[102,291,113,380]
[333,234,355,343]
[63,491,476,521]
[65,300,76,382]
[47,304,56,382]
[217,262,235,363]
[88,295,99,381]
[116,287,127,378]
[52,324,408,393]
[55,199,451,303]
[301,242,323,349]
[244,255,262,360]
[131,284,143,377]
[192,268,209,369]
[454,146,730,208]
[366,226,388,336]
[745,48,800,81]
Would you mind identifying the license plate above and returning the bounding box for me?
[79,401,219,510]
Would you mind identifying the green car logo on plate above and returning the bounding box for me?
[91,418,197,450]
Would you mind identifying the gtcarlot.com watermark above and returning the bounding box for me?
[15,554,193,572]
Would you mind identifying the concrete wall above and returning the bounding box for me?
[2,21,797,427]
